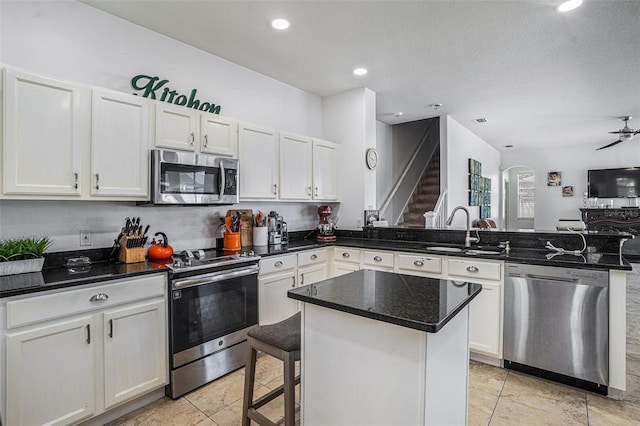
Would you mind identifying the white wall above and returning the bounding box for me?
[323,87,377,229]
[501,142,640,230]
[0,1,332,251]
[443,116,501,229]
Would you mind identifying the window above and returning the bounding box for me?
[517,171,535,218]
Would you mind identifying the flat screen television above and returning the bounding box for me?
[588,167,640,198]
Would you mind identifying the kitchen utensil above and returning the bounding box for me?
[147,232,174,259]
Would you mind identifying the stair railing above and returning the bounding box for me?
[379,120,438,225]
[431,188,447,229]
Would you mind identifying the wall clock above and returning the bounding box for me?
[366,148,378,170]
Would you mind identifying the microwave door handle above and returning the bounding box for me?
[219,162,225,201]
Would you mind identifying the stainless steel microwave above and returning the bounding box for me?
[145,149,239,205]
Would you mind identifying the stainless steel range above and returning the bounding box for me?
[167,249,260,398]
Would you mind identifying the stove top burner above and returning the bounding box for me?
[167,248,260,273]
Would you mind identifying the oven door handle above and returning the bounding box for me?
[173,265,259,289]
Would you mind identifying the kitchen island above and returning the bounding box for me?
[288,269,482,425]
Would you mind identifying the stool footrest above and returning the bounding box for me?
[247,407,278,426]
[252,375,301,409]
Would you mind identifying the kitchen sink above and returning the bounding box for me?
[424,246,464,253]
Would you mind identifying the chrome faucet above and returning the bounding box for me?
[445,206,479,247]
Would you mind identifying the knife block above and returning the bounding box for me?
[118,236,146,263]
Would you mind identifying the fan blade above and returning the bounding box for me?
[597,139,623,150]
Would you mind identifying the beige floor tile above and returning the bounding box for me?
[490,397,586,426]
[497,372,588,423]
[185,369,260,417]
[208,384,271,426]
[254,353,285,385]
[106,397,208,426]
[468,387,499,426]
[587,392,640,426]
[469,360,508,396]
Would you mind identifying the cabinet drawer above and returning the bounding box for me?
[362,250,394,268]
[396,254,442,274]
[447,259,501,281]
[297,248,327,267]
[333,247,361,264]
[6,274,166,329]
[259,254,297,275]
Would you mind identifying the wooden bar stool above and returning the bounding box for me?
[242,312,301,426]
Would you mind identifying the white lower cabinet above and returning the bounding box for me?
[4,274,167,426]
[259,254,298,325]
[103,299,167,409]
[467,281,502,357]
[362,250,395,272]
[6,315,95,426]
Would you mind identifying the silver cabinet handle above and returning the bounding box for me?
[466,266,479,273]
[74,172,79,190]
[90,293,109,302]
[108,319,113,338]
[203,134,208,148]
[86,324,91,344]
[342,252,350,258]
[274,261,283,267]
[291,276,296,288]
[315,187,319,196]
[95,173,100,190]
[310,254,318,260]
[414,260,424,267]
[190,132,195,146]
[373,256,382,262]
[273,183,278,194]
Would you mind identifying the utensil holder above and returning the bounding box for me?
[253,227,268,246]
[223,232,241,251]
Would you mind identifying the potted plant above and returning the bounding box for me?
[0,236,53,276]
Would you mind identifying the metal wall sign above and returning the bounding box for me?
[131,74,221,114]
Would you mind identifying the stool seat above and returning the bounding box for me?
[247,312,301,352]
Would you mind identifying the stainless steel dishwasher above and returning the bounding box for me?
[503,263,609,393]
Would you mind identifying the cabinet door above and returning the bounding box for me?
[238,122,279,199]
[3,68,87,195]
[91,89,151,198]
[468,282,502,357]
[332,262,360,278]
[200,114,238,157]
[298,263,328,286]
[103,299,167,409]
[6,316,95,426]
[155,103,198,151]
[279,132,312,200]
[259,270,297,325]
[312,140,338,201]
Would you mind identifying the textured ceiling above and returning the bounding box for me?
[82,0,640,152]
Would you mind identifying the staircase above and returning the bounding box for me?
[401,151,440,227]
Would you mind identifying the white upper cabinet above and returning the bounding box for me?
[279,132,313,200]
[312,139,338,201]
[154,103,199,151]
[239,122,279,199]
[155,103,238,157]
[91,89,151,198]
[200,114,238,156]
[3,68,89,195]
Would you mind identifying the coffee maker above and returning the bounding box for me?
[268,211,288,245]
[317,205,337,242]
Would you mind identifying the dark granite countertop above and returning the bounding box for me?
[0,228,631,299]
[288,269,482,333]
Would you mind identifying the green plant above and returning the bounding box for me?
[0,236,53,261]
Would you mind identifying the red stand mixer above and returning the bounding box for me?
[317,205,337,242]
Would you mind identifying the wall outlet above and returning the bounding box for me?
[80,230,92,246]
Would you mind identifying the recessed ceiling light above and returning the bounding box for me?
[353,68,368,76]
[429,103,443,111]
[505,145,514,148]
[557,0,582,12]
[394,112,404,118]
[271,18,290,30]
[474,118,488,123]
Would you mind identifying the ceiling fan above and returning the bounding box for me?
[597,116,640,150]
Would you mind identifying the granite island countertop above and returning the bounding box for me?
[288,269,482,333]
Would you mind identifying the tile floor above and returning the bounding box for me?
[109,264,640,426]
